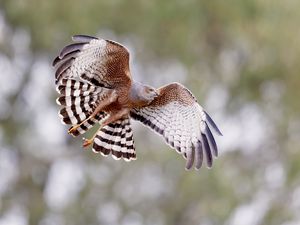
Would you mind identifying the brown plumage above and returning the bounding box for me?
[53,34,222,170]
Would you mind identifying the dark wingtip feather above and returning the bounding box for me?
[55,58,74,81]
[194,142,203,170]
[185,148,195,170]
[205,124,218,157]
[72,34,98,42]
[59,43,85,58]
[52,56,60,67]
[53,50,79,67]
[201,133,213,168]
[204,111,223,136]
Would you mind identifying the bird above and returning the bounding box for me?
[53,34,222,170]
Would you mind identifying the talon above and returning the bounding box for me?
[82,138,93,148]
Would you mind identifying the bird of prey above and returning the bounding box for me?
[53,34,222,170]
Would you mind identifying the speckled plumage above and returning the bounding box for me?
[53,34,222,170]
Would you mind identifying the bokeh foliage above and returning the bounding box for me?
[0,0,300,225]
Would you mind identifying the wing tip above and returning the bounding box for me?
[205,125,219,157]
[72,34,98,42]
[204,111,223,136]
[52,56,61,67]
[185,150,195,170]
[201,133,213,168]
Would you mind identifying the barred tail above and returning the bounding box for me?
[92,118,136,161]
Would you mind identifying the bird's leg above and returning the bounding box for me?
[82,108,129,148]
[68,90,117,135]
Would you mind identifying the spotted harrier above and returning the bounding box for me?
[53,35,222,170]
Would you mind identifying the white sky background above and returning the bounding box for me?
[0,15,299,225]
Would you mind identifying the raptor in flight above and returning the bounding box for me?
[53,35,222,170]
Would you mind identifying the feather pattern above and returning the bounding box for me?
[70,112,108,137]
[92,118,136,161]
[54,35,222,171]
[72,34,98,42]
[53,35,132,88]
[59,43,87,58]
[56,78,111,126]
[130,83,221,170]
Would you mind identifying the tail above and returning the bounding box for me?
[92,117,136,161]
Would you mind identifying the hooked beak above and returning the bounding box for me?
[154,90,160,98]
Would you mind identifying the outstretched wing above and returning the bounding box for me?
[130,83,222,170]
[53,34,131,88]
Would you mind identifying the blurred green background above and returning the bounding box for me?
[1,0,300,225]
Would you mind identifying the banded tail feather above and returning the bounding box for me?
[92,118,136,161]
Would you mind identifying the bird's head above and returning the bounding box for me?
[143,85,159,102]
[130,82,159,106]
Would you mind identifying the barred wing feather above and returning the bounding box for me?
[56,78,110,135]
[130,83,222,170]
[53,35,131,88]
